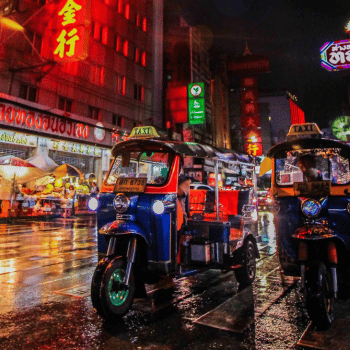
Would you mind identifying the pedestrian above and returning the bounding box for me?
[177,173,192,264]
[90,181,99,195]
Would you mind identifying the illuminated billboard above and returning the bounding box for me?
[320,39,350,71]
[53,0,91,62]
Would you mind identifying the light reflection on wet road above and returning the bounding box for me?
[0,213,349,349]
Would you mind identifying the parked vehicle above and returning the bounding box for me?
[91,126,259,320]
[265,122,350,329]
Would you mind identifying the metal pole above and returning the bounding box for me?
[215,160,220,221]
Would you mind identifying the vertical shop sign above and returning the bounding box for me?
[239,76,262,156]
[53,0,91,62]
[188,82,205,125]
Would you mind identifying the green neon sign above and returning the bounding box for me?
[188,99,205,125]
[188,82,205,125]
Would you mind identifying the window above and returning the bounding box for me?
[141,51,146,67]
[91,64,104,85]
[112,114,124,127]
[88,106,101,120]
[116,75,125,95]
[106,151,173,186]
[26,30,42,55]
[136,13,141,27]
[102,27,109,45]
[133,84,143,102]
[117,0,123,13]
[124,3,129,19]
[114,35,121,52]
[142,17,147,32]
[19,83,37,102]
[135,47,140,63]
[91,21,102,41]
[58,96,73,112]
[123,40,128,57]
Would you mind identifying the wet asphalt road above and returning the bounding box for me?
[1,213,350,349]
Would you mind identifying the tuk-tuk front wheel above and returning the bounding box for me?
[234,240,256,287]
[305,261,334,330]
[91,256,135,320]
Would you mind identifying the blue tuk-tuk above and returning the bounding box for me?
[266,122,350,329]
[90,126,259,320]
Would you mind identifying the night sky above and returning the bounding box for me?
[178,0,350,128]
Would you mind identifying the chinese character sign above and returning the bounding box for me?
[243,142,262,156]
[320,39,350,71]
[53,0,91,62]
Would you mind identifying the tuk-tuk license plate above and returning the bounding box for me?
[114,178,147,193]
[293,181,331,196]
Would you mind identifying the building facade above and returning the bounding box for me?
[163,3,212,144]
[0,0,162,184]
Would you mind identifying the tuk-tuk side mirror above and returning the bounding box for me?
[122,152,130,167]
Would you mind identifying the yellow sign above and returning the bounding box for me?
[287,123,321,141]
[114,177,147,192]
[129,126,160,139]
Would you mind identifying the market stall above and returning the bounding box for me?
[0,154,97,219]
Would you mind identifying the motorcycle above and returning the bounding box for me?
[90,126,260,320]
[265,122,350,329]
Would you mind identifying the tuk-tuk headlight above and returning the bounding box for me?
[113,194,130,213]
[87,197,99,211]
[301,199,321,218]
[152,200,165,215]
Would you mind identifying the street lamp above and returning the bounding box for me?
[0,16,23,31]
[0,0,24,31]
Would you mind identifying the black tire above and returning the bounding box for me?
[234,240,256,287]
[91,257,110,317]
[305,261,334,330]
[91,256,135,320]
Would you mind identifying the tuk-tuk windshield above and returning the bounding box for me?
[105,151,172,186]
[275,149,350,186]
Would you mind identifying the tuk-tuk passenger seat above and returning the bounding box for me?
[189,189,242,225]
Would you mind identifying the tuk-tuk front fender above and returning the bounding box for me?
[99,220,151,248]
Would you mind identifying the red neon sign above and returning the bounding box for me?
[243,142,262,156]
[53,0,91,62]
[0,103,90,139]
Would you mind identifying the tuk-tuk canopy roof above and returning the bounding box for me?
[111,139,253,164]
[267,138,350,159]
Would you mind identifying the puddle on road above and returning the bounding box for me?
[298,318,350,349]
[193,267,297,333]
[54,284,90,298]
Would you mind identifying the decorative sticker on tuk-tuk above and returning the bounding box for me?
[294,181,331,197]
[114,177,147,192]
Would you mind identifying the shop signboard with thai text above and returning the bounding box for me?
[0,130,37,147]
[227,55,270,76]
[320,39,350,71]
[0,101,112,147]
[188,82,205,125]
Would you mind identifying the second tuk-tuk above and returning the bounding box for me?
[90,126,260,320]
[266,122,350,329]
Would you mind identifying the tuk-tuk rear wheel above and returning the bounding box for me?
[91,256,135,320]
[234,240,256,287]
[305,261,334,330]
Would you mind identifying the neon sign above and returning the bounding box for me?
[244,142,262,157]
[320,39,350,71]
[53,0,91,62]
[0,103,89,139]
